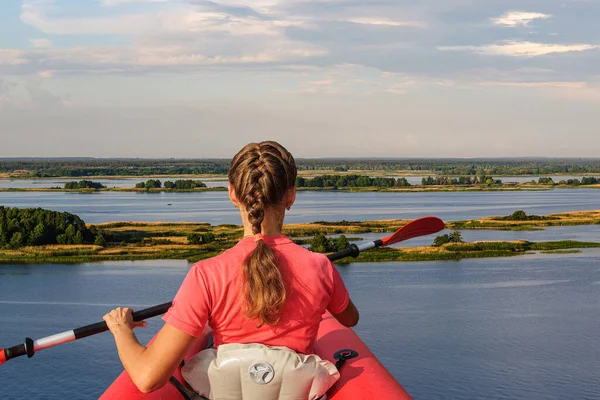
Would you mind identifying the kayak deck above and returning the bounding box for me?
[100,313,412,399]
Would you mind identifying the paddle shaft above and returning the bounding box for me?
[1,217,444,364]
[0,246,370,364]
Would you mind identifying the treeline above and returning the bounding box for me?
[0,207,105,248]
[187,232,216,245]
[64,180,106,190]
[421,176,502,185]
[4,158,600,177]
[135,180,207,190]
[537,177,600,185]
[1,159,229,177]
[494,210,548,221]
[296,175,410,188]
[309,234,351,253]
[297,159,600,175]
[432,231,463,247]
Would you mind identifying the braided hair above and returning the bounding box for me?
[228,141,297,326]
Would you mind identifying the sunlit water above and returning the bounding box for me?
[0,189,600,225]
[0,176,595,189]
[1,251,599,400]
[0,178,228,189]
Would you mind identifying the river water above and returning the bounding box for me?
[1,186,599,399]
[0,252,599,400]
[0,175,595,189]
[0,189,600,225]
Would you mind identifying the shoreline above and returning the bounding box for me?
[3,171,600,181]
[1,184,600,193]
[1,210,599,264]
[2,241,599,265]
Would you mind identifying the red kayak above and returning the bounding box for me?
[100,313,412,399]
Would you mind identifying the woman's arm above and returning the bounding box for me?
[331,298,360,327]
[104,307,198,393]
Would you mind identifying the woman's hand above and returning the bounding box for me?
[103,307,148,334]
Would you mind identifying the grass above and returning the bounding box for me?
[2,211,600,264]
[540,250,582,254]
[335,240,600,264]
[4,178,600,193]
[2,236,599,265]
[448,210,600,231]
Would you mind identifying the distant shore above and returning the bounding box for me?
[1,182,599,193]
[3,170,600,181]
[1,210,599,264]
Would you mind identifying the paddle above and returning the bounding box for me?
[0,216,445,366]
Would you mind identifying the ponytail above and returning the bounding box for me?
[243,239,286,326]
[228,141,297,327]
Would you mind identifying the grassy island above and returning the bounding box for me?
[1,209,599,264]
[2,173,600,193]
[449,210,600,231]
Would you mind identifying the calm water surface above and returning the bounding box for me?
[1,252,599,399]
[0,189,599,224]
[346,225,600,248]
[1,176,595,188]
[0,178,227,189]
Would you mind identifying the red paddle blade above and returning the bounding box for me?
[0,350,6,366]
[381,216,445,246]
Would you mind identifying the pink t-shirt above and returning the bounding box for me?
[163,235,349,354]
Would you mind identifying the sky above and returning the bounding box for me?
[0,0,599,158]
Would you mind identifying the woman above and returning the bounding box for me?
[103,141,360,395]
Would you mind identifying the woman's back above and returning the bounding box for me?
[102,141,357,395]
[163,235,349,355]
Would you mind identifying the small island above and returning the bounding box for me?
[1,174,600,193]
[1,207,599,264]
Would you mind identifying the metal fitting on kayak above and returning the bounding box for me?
[333,349,359,370]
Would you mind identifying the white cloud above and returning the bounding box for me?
[29,38,53,48]
[101,0,170,5]
[38,70,55,78]
[0,50,28,65]
[475,80,600,100]
[345,18,425,28]
[17,0,328,70]
[439,41,599,57]
[492,11,552,27]
[479,81,588,89]
[278,64,449,96]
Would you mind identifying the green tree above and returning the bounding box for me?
[397,178,410,187]
[335,235,350,251]
[145,179,162,189]
[309,233,332,253]
[9,232,24,248]
[74,230,84,245]
[433,234,451,247]
[449,231,463,243]
[511,210,527,220]
[64,225,76,244]
[187,233,202,245]
[30,222,47,246]
[201,233,216,243]
[94,234,107,247]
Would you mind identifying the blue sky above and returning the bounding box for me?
[1,0,599,158]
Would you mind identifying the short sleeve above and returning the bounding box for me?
[162,265,210,337]
[326,262,350,314]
